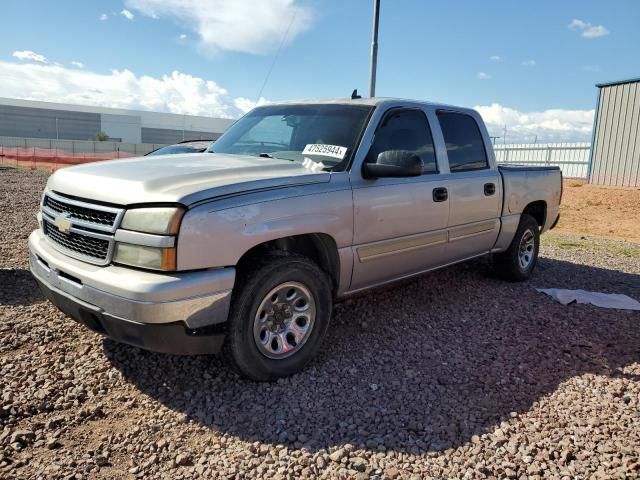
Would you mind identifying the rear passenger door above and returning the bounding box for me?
[350,108,450,291]
[436,111,502,259]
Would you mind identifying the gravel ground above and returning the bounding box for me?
[1,167,639,479]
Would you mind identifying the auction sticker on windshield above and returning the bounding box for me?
[302,144,347,160]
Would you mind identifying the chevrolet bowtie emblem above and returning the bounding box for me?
[54,213,73,234]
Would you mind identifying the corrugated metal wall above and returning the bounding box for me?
[589,80,640,186]
[0,105,101,140]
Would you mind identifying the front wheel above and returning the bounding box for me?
[225,253,332,381]
[493,214,540,282]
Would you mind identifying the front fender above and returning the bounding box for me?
[176,189,353,271]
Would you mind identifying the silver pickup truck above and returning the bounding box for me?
[29,98,562,380]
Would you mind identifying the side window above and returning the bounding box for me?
[368,109,437,174]
[437,112,489,172]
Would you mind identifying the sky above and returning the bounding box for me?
[0,0,638,143]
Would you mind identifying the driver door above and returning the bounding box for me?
[350,108,450,291]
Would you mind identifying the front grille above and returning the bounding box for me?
[44,220,110,261]
[44,195,117,227]
[40,192,123,265]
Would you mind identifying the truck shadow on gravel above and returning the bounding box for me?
[104,257,640,454]
[0,268,43,306]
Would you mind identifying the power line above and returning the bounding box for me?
[255,5,299,104]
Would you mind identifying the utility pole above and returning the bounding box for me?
[368,0,381,98]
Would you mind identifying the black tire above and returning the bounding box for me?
[224,252,333,381]
[494,214,540,282]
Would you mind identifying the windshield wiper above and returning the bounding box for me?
[257,152,274,158]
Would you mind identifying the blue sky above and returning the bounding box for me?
[0,0,638,142]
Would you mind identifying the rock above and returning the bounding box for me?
[10,430,34,445]
[366,439,378,449]
[385,466,401,479]
[175,453,191,466]
[45,438,62,450]
[350,457,367,472]
[329,448,346,462]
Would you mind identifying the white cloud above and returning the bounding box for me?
[71,61,84,69]
[100,13,108,21]
[477,72,491,80]
[489,55,501,62]
[476,103,595,143]
[179,33,187,40]
[0,60,257,119]
[233,97,269,114]
[125,0,313,55]
[120,9,135,20]
[521,59,536,67]
[12,50,49,64]
[568,19,609,38]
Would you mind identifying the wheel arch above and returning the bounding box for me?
[235,233,341,294]
[522,200,547,228]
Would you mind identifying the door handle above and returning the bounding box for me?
[484,183,496,196]
[432,187,448,202]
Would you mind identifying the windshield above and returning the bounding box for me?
[208,104,373,171]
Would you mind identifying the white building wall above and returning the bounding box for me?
[0,97,235,143]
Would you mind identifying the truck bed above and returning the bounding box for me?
[498,164,562,231]
[498,165,561,172]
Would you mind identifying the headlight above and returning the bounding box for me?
[113,244,176,271]
[115,206,184,271]
[120,207,184,235]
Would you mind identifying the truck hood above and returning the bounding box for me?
[46,153,331,206]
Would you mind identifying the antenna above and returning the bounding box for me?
[351,89,362,100]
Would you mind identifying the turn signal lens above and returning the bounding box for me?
[113,244,177,271]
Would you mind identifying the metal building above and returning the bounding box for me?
[0,97,235,144]
[588,78,640,186]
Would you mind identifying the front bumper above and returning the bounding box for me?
[29,230,235,355]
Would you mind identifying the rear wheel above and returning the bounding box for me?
[494,214,540,282]
[225,253,332,381]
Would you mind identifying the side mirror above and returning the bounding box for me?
[362,150,423,179]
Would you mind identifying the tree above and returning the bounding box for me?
[95,131,109,141]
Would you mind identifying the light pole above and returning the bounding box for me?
[368,0,381,98]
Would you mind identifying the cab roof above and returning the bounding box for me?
[264,96,476,114]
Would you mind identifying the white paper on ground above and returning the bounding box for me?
[537,288,640,311]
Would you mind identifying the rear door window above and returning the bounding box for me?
[437,112,489,172]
